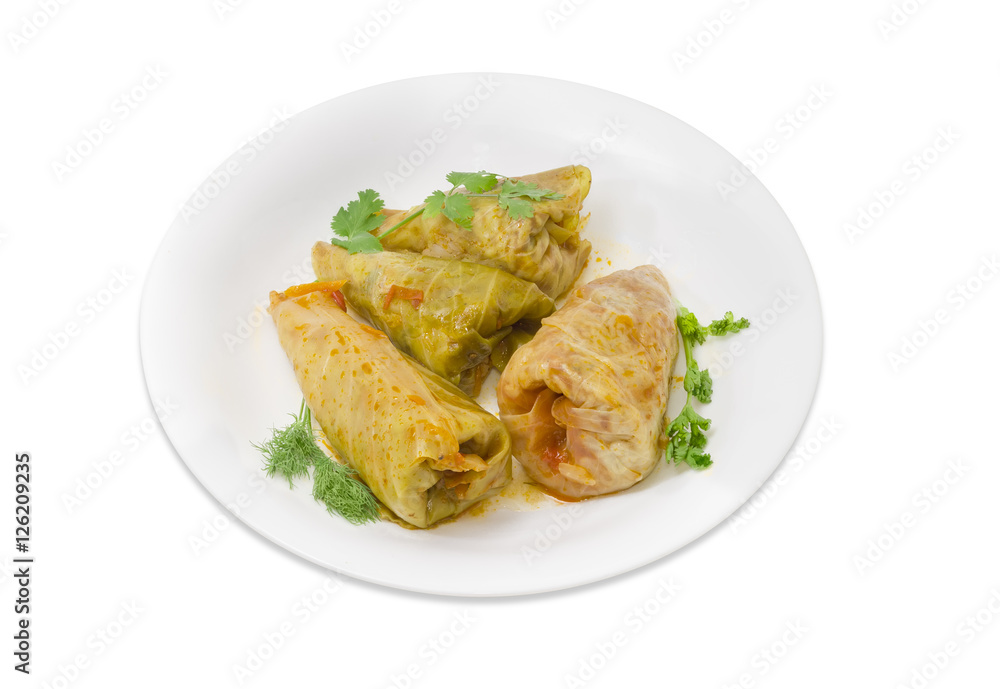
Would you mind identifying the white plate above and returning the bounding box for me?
[140,73,822,597]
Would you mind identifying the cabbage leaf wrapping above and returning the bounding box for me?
[312,241,554,396]
[497,266,679,499]
[269,283,512,528]
[376,165,592,298]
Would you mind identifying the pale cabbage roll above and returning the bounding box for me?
[497,266,679,499]
[269,283,512,528]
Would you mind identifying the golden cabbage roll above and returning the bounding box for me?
[377,165,592,298]
[497,266,679,499]
[269,282,512,528]
[312,241,554,396]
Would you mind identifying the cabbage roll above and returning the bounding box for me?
[269,282,512,528]
[312,241,554,396]
[377,165,592,298]
[497,266,679,499]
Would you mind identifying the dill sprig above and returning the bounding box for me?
[312,455,381,525]
[255,400,380,525]
[256,399,321,488]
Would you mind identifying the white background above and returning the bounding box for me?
[2,0,999,687]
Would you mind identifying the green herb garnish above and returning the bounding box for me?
[310,450,381,525]
[255,400,380,524]
[708,311,751,336]
[329,189,387,255]
[665,307,751,469]
[330,171,564,254]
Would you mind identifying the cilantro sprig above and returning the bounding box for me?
[423,171,565,226]
[330,171,564,254]
[709,311,751,336]
[329,189,386,254]
[665,308,751,469]
[255,400,380,525]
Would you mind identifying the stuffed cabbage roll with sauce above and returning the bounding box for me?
[312,241,554,396]
[497,266,679,499]
[269,282,512,528]
[377,165,592,298]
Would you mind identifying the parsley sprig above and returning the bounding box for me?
[665,308,751,469]
[330,171,564,254]
[255,400,380,524]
